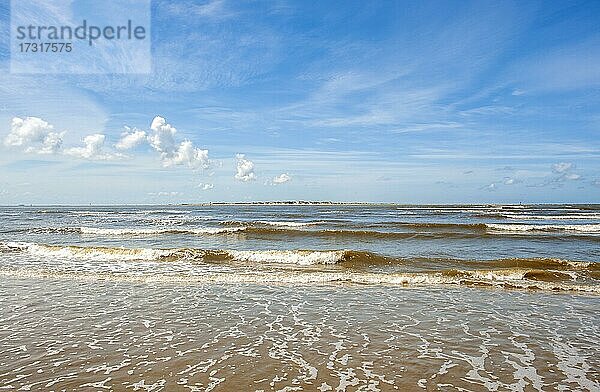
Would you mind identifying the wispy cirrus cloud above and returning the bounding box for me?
[163,0,235,19]
[508,37,600,92]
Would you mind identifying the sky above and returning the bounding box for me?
[0,0,599,204]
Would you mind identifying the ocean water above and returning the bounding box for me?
[0,204,599,391]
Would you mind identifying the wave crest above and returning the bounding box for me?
[79,227,246,236]
[3,241,597,270]
[1,268,598,294]
[486,223,600,233]
[2,241,598,292]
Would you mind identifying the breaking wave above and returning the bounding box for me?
[2,240,597,269]
[5,223,600,240]
[35,209,188,216]
[2,241,598,292]
[1,241,174,261]
[79,227,246,235]
[0,268,598,294]
[255,221,325,227]
[1,242,350,265]
[5,226,247,236]
[486,223,600,233]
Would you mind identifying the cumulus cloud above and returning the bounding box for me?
[482,183,497,191]
[4,117,121,160]
[503,177,523,185]
[162,140,210,169]
[272,173,291,184]
[115,127,147,150]
[143,116,211,170]
[148,116,177,155]
[552,162,573,174]
[531,162,584,188]
[115,116,212,170]
[235,154,256,181]
[148,191,181,197]
[550,162,581,182]
[4,117,64,154]
[65,134,120,160]
[563,173,581,180]
[5,115,212,169]
[197,183,214,190]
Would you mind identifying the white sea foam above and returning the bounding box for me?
[256,221,323,227]
[488,213,600,220]
[486,223,600,233]
[79,226,246,235]
[464,269,574,281]
[139,209,189,215]
[1,268,598,293]
[70,210,119,216]
[69,209,188,216]
[7,242,172,262]
[3,241,347,265]
[226,250,346,265]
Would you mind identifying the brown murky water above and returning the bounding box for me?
[1,277,598,391]
[1,205,600,390]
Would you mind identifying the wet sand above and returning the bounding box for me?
[1,277,598,391]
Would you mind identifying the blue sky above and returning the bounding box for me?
[0,0,599,204]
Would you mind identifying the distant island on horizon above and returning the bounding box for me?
[9,201,600,207]
[180,201,599,207]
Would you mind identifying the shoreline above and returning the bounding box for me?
[1,276,598,391]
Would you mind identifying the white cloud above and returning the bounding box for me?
[503,177,522,185]
[563,173,581,181]
[146,116,211,170]
[235,154,256,181]
[39,131,64,154]
[549,162,581,183]
[4,117,119,160]
[162,140,209,169]
[4,116,64,154]
[272,173,291,184]
[552,162,573,174]
[148,191,181,197]
[115,127,147,150]
[197,183,214,190]
[4,116,211,167]
[148,116,177,154]
[65,134,119,160]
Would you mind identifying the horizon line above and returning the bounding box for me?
[2,201,599,207]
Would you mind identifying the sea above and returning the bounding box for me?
[0,204,598,391]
